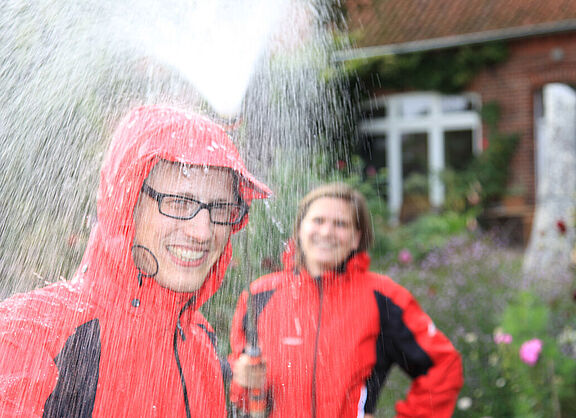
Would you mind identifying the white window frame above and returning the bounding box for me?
[360,92,482,222]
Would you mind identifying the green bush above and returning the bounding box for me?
[446,102,519,209]
[376,211,474,266]
[374,233,523,417]
[495,291,576,417]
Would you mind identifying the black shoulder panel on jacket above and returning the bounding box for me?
[241,289,275,336]
[365,291,433,412]
[43,318,101,418]
[197,323,217,347]
[197,323,232,384]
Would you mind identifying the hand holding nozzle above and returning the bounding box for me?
[232,347,267,417]
[232,348,267,389]
[236,282,267,417]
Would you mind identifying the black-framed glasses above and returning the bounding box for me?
[141,183,247,225]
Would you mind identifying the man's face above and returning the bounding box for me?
[298,197,361,277]
[133,161,234,292]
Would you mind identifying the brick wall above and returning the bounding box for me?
[363,31,576,244]
[469,31,576,206]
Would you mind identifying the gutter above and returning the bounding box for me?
[334,19,576,61]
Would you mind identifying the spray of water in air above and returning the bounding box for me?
[0,0,354,325]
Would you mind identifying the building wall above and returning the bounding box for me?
[469,31,576,206]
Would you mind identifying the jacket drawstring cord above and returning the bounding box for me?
[173,296,196,418]
[131,245,159,287]
[311,276,324,418]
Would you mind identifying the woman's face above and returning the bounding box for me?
[298,197,361,277]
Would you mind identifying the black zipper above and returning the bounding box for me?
[311,277,323,418]
[173,296,196,418]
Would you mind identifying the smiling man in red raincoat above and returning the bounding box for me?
[0,104,270,417]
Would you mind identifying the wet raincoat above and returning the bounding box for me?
[229,250,463,417]
[0,105,270,417]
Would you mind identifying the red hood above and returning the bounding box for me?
[82,105,271,312]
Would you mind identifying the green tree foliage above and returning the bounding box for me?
[442,101,519,211]
[345,42,508,95]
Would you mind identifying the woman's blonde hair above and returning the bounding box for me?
[292,182,374,269]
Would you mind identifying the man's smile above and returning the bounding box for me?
[167,245,208,265]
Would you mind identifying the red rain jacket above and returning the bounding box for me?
[0,105,270,417]
[229,250,463,417]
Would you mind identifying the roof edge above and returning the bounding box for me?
[335,19,576,61]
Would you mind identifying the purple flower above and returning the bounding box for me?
[494,332,513,344]
[519,339,543,366]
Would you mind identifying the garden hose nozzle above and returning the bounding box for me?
[245,344,266,418]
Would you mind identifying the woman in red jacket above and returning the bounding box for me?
[230,182,463,417]
[0,104,270,417]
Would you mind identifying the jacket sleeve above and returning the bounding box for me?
[0,325,59,416]
[229,289,249,363]
[373,288,463,417]
[228,290,251,410]
[229,286,276,416]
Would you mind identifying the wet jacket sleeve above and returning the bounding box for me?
[229,290,249,363]
[228,290,251,410]
[0,326,58,416]
[372,289,463,417]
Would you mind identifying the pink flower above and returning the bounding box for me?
[519,339,543,366]
[494,332,513,344]
[398,249,413,265]
[365,165,377,177]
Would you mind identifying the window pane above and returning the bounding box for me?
[402,132,429,194]
[401,132,429,221]
[399,97,432,117]
[441,95,476,113]
[445,130,473,170]
[402,132,428,178]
